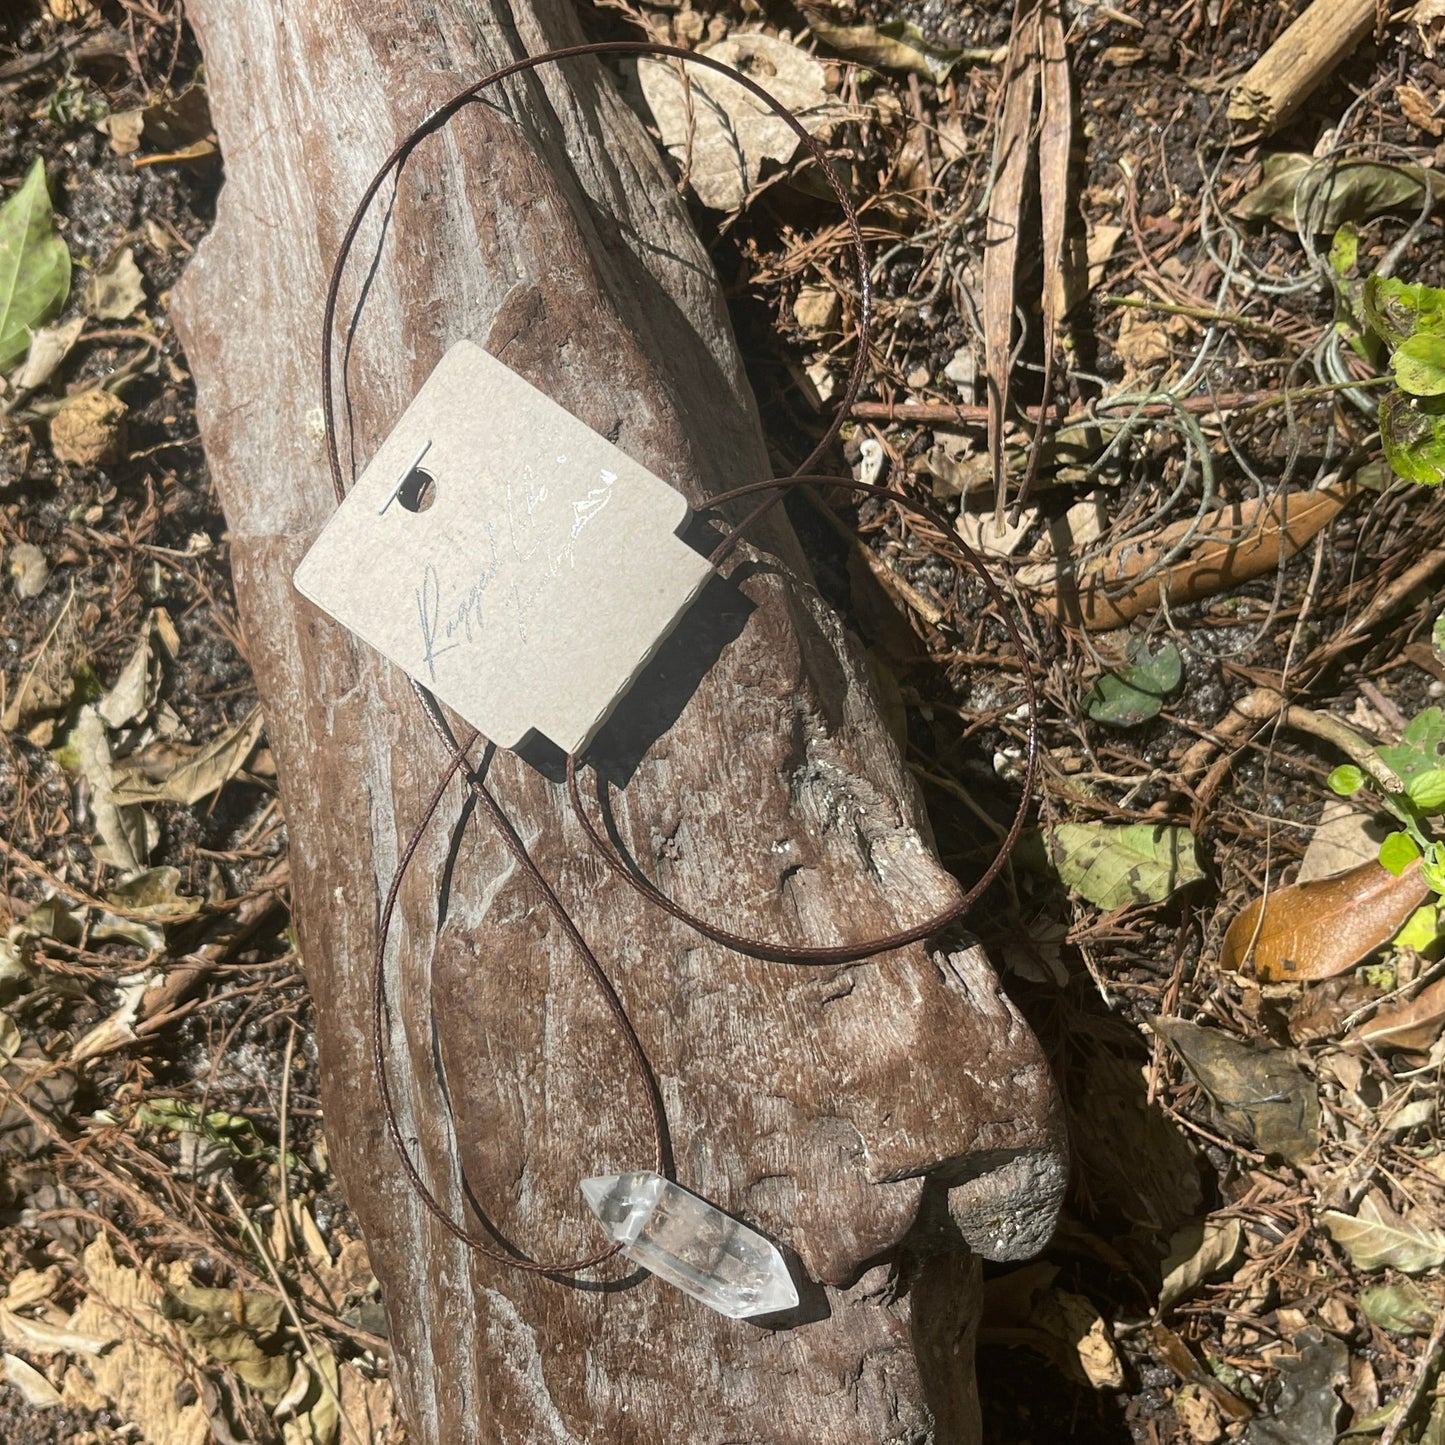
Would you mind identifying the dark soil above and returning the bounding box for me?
[4,0,1445,1441]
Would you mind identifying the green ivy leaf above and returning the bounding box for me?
[1378,708,1445,788]
[0,159,72,370]
[1236,158,1445,236]
[1408,767,1445,812]
[1328,223,1359,278]
[1364,274,1445,347]
[1394,333,1445,397]
[1423,842,1445,895]
[1434,610,1445,659]
[1328,764,1366,796]
[1082,638,1183,728]
[1049,823,1203,911]
[1381,390,1445,484]
[1381,830,1423,875]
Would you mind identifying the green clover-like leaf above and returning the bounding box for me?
[1407,767,1445,812]
[1328,764,1366,796]
[1380,830,1423,875]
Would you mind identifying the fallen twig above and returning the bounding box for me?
[1176,685,1401,791]
[1228,0,1377,140]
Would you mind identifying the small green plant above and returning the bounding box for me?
[1361,274,1445,486]
[1329,705,1445,893]
[43,67,109,129]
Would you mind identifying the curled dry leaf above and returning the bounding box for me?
[2,1352,61,1408]
[61,1232,210,1445]
[1221,858,1431,982]
[1148,1015,1320,1165]
[99,84,215,165]
[13,315,85,392]
[49,388,128,467]
[1040,477,1356,629]
[1245,1328,1348,1445]
[1322,1190,1445,1273]
[1158,1216,1244,1312]
[804,12,971,83]
[982,1262,1124,1390]
[983,0,1071,511]
[638,35,836,211]
[8,540,48,599]
[1235,153,1445,233]
[0,1304,109,1356]
[111,703,265,806]
[1349,973,1445,1052]
[83,246,145,322]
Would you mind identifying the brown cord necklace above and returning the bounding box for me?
[317,41,1039,1286]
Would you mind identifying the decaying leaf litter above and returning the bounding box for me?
[4,0,1445,1441]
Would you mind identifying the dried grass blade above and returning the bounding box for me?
[1017,0,1072,513]
[984,0,1041,525]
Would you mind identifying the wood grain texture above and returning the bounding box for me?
[171,3,1067,1440]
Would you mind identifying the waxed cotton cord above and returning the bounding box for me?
[321,42,1037,1275]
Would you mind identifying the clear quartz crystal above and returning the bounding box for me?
[580,1171,799,1320]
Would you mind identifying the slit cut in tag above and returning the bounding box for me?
[295,341,715,756]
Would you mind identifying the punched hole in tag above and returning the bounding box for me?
[379,439,438,515]
[397,466,436,512]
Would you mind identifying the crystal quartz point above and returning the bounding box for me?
[581,1171,799,1319]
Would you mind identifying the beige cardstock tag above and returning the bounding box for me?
[294,341,714,756]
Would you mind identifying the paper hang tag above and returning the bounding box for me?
[294,341,714,756]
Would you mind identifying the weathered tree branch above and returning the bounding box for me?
[173,3,1066,1440]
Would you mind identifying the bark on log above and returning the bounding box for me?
[172,4,1068,1441]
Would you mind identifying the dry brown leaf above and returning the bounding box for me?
[1297,799,1387,883]
[83,247,146,321]
[1350,974,1445,1051]
[1085,222,1126,292]
[1041,477,1357,629]
[979,0,1070,516]
[1159,1217,1244,1311]
[638,35,836,211]
[338,1362,406,1443]
[1221,858,1430,981]
[792,283,840,334]
[3,1266,61,1311]
[1398,82,1445,137]
[13,315,86,391]
[1420,0,1445,59]
[1036,0,1071,415]
[3,1352,61,1407]
[100,85,214,164]
[112,703,264,806]
[65,1233,209,1445]
[0,1304,109,1355]
[49,388,128,467]
[1148,1016,1320,1164]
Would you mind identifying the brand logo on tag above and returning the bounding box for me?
[295,341,714,755]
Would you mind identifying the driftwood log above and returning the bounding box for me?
[173,3,1068,1441]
